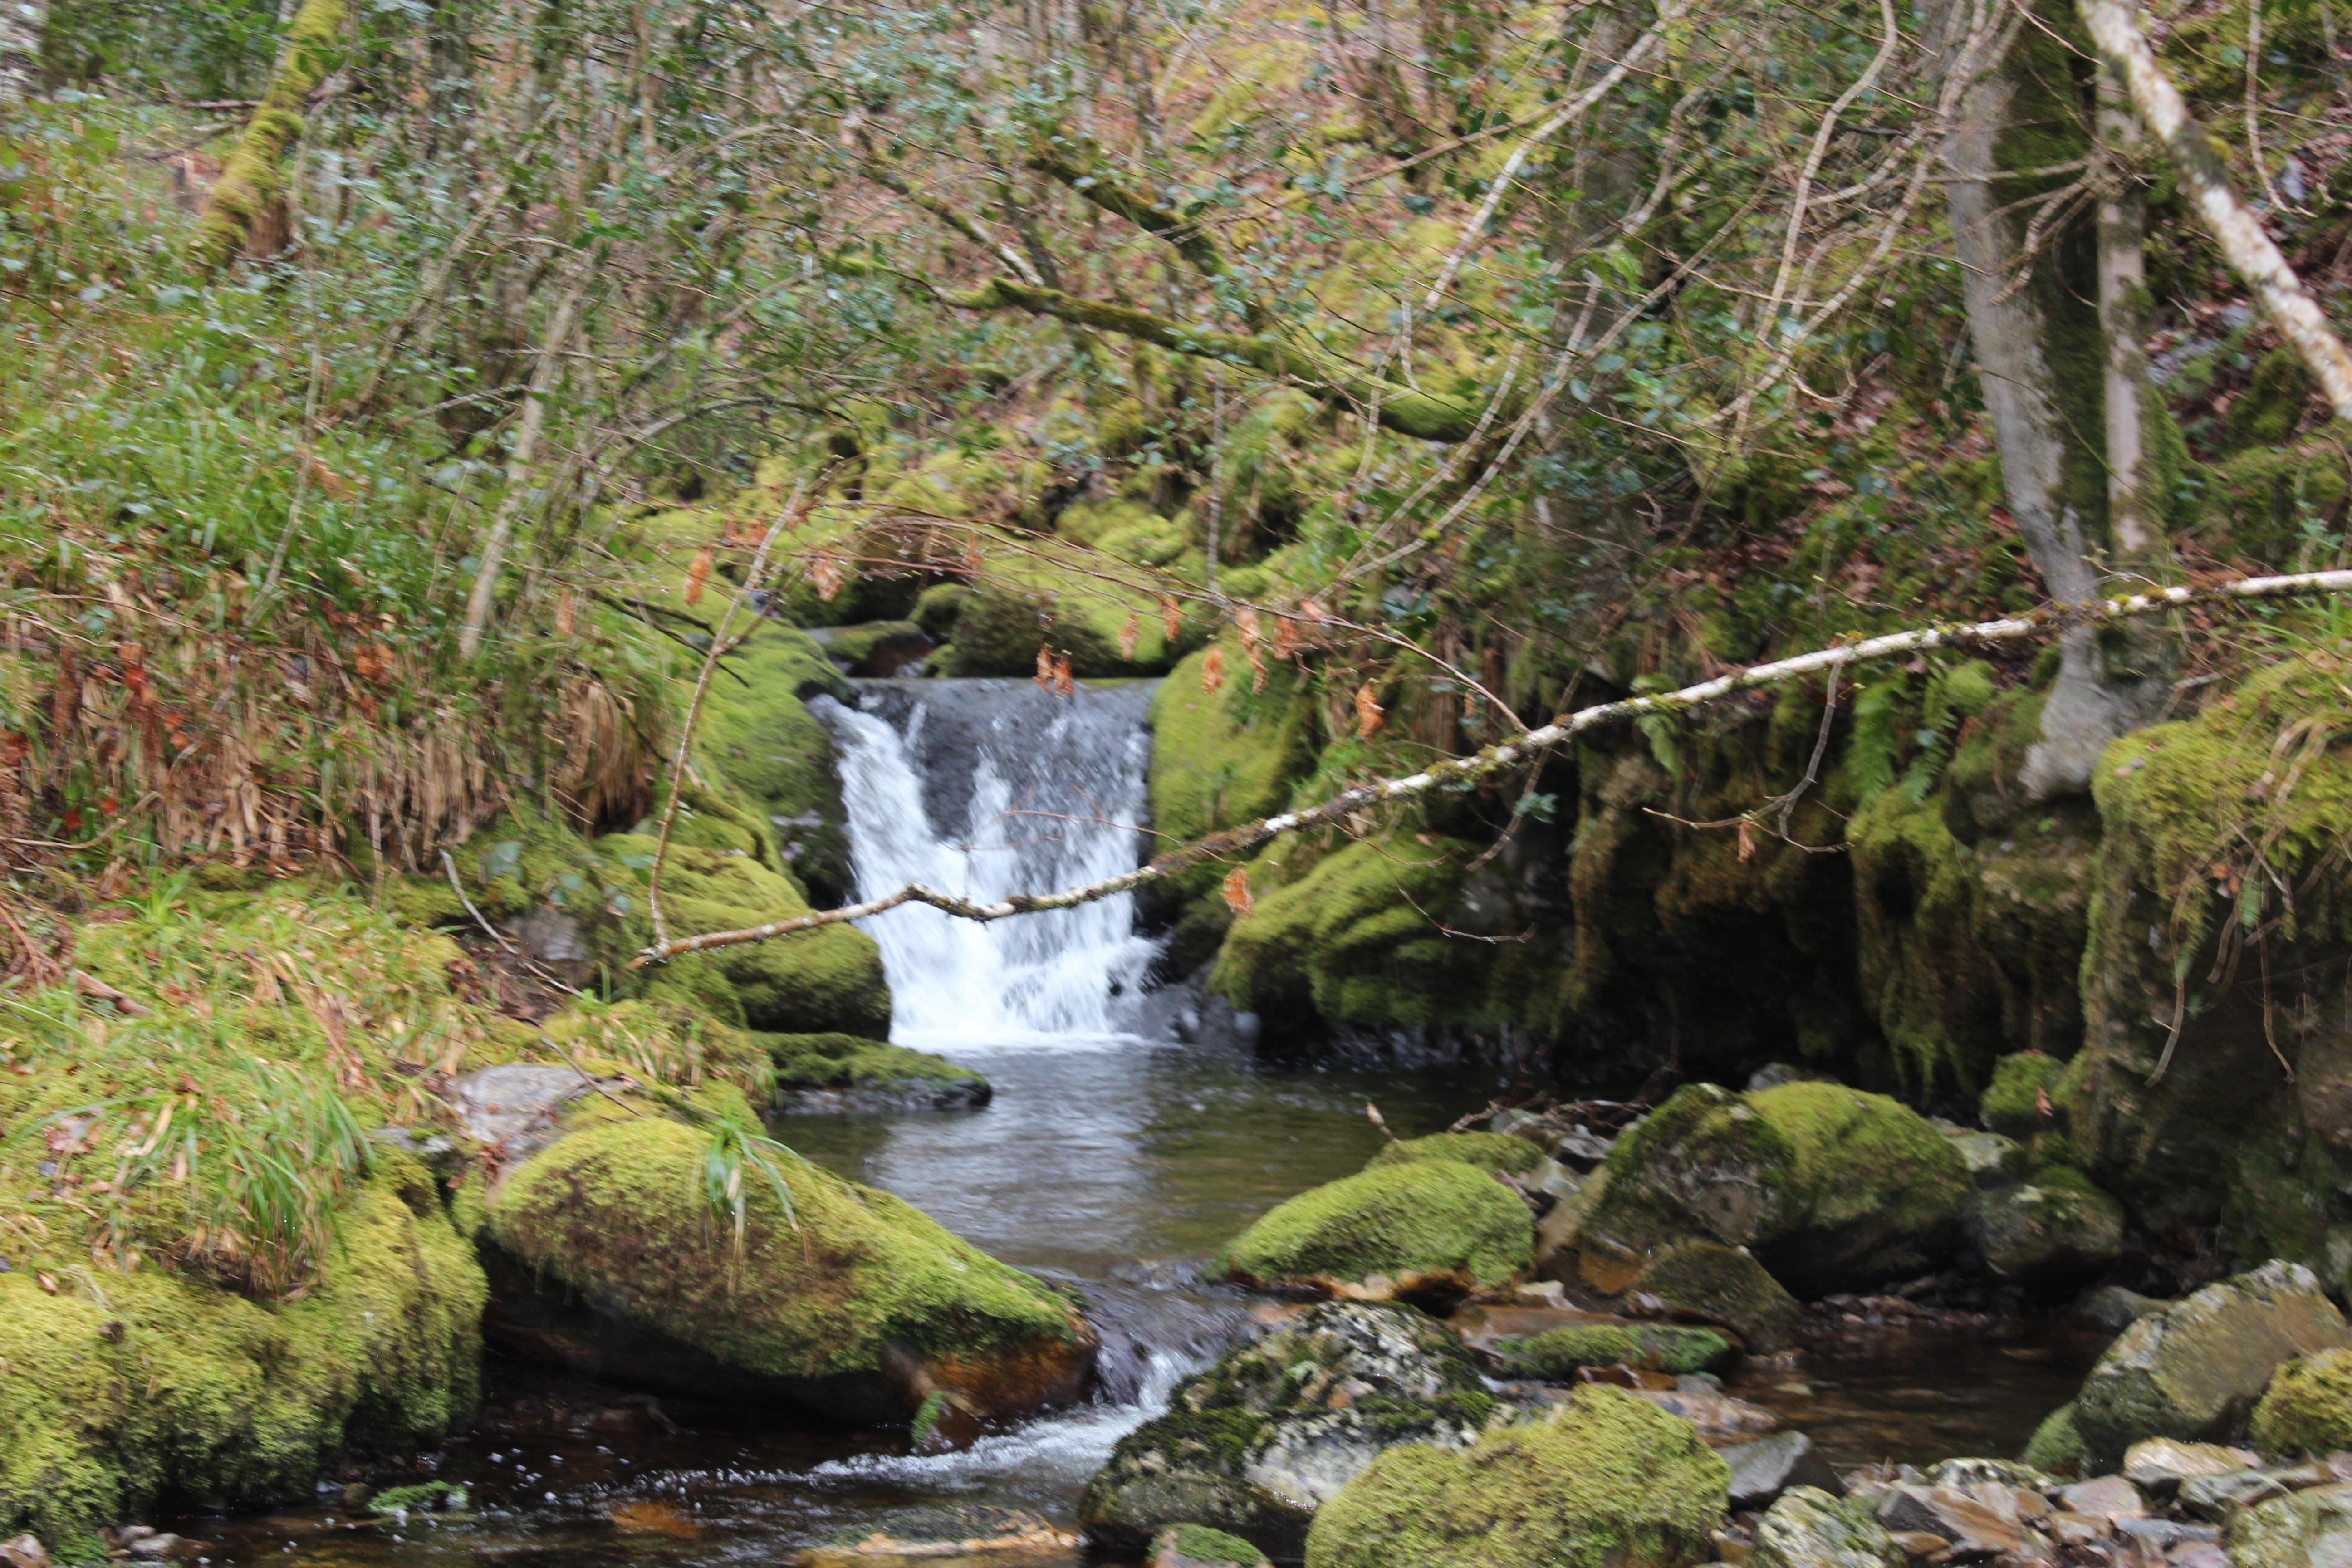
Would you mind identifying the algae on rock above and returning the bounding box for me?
[2251,1348,2352,1458]
[1217,1159,1534,1299]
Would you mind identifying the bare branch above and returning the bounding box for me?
[632,569,2352,967]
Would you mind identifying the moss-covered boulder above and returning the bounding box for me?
[1965,1161,2124,1288]
[689,622,858,906]
[1301,1384,1730,1568]
[2073,1260,2352,1470]
[1490,1321,1736,1378]
[483,1104,1093,1426]
[1628,1241,1805,1354]
[1151,1523,1274,1568]
[1578,1082,1968,1298]
[762,1032,990,1112]
[2227,1481,2352,1568]
[1218,1160,1534,1300]
[2253,1349,2352,1459]
[2020,1402,2087,1476]
[1980,1052,2068,1142]
[0,1165,484,1554]
[1365,1132,1544,1176]
[1079,1302,1499,1561]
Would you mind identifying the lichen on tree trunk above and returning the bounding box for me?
[188,0,348,274]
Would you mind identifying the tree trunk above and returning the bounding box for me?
[2097,64,2157,564]
[0,0,46,108]
[1938,0,2166,799]
[189,0,347,274]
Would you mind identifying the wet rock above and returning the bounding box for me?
[1078,1302,1498,1562]
[452,1064,598,1166]
[764,1032,990,1113]
[1302,1384,1730,1568]
[2124,1440,2264,1490]
[1217,1160,1534,1303]
[1934,1123,2028,1189]
[1576,1082,1968,1299]
[2170,1542,2230,1568]
[1488,1318,1737,1378]
[2073,1261,2352,1469]
[1622,1386,1781,1444]
[1748,1486,1904,1568]
[2023,1402,2088,1476]
[2179,1468,2291,1519]
[1965,1167,2125,1288]
[484,1090,1095,1427]
[1721,1431,1820,1508]
[0,1537,44,1568]
[2054,1475,2149,1520]
[2228,1484,2352,1568]
[1873,1483,2043,1558]
[2046,1511,2113,1546]
[788,1506,1080,1564]
[2072,1285,2168,1334]
[2255,1349,2352,1459]
[2114,1518,2222,1550]
[1150,1523,1273,1568]
[1622,1241,1804,1355]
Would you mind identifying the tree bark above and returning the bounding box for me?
[1938,0,2166,799]
[0,0,44,108]
[2097,64,2156,562]
[189,0,347,274]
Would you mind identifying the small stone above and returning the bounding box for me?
[1924,1460,2059,1494]
[1873,1485,2031,1557]
[2113,1518,2220,1549]
[2045,1512,2112,1546]
[1722,1431,1818,1508]
[2054,1475,2147,1520]
[2124,1439,2263,1490]
[1889,1532,1950,1558]
[2179,1468,2290,1520]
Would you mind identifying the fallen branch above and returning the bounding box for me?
[631,568,2352,967]
[2078,0,2352,420]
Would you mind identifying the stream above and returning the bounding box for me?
[200,679,2103,1567]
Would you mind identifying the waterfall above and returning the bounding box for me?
[813,679,1161,1043]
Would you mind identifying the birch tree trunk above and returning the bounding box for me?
[2097,65,2157,563]
[1937,0,2168,799]
[0,0,44,108]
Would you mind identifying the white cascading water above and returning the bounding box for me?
[812,680,1161,1043]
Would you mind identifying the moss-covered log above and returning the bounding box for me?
[188,0,347,274]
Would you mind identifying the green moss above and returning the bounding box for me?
[760,1032,984,1090]
[486,1115,1083,1386]
[1303,1384,1730,1568]
[1365,1133,1544,1176]
[2251,1349,2352,1458]
[1156,1522,1271,1567]
[1149,639,1317,849]
[1495,1323,1735,1377]
[1627,1242,1803,1354]
[367,1480,466,1517]
[1217,1160,1534,1293]
[2020,1402,2086,1476]
[542,998,776,1103]
[1981,1052,2067,1141]
[691,623,857,905]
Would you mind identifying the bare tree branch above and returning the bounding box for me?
[631,568,2352,967]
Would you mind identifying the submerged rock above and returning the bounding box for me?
[1576,1082,1967,1299]
[1078,1302,1498,1562]
[1301,1384,1730,1568]
[1217,1160,1533,1301]
[1749,1486,1904,1568]
[483,1093,1093,1427]
[2073,1261,2352,1469]
[2254,1348,2352,1459]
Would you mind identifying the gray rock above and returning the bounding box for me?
[1967,1174,2125,1287]
[1078,1302,1496,1562]
[1721,1431,1817,1507]
[2073,1285,2169,1334]
[2055,1475,2149,1520]
[1933,1121,2029,1189]
[2180,1469,2291,1519]
[1749,1486,1905,1568]
[2075,1261,2352,1470]
[1925,1458,2061,1492]
[2126,1438,2266,1489]
[2116,1517,2223,1549]
[450,1064,599,1165]
[2228,1483,2352,1568]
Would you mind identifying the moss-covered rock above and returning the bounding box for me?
[1966,1161,2124,1288]
[1151,1522,1274,1568]
[0,1168,484,1554]
[484,1111,1092,1426]
[1364,1132,1544,1176]
[2252,1349,2352,1459]
[687,622,858,906]
[1079,1302,1499,1561]
[1149,640,1316,851]
[1980,1052,2068,1142]
[1491,1322,1736,1378]
[1301,1384,1730,1568]
[1578,1082,1968,1298]
[1748,1486,1905,1568]
[2073,1260,2352,1470]
[1217,1160,1534,1300]
[2226,1480,2352,1568]
[2020,1402,2087,1476]
[762,1032,990,1112]
[1622,1241,1804,1355]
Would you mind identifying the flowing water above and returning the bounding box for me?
[200,679,2102,1567]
